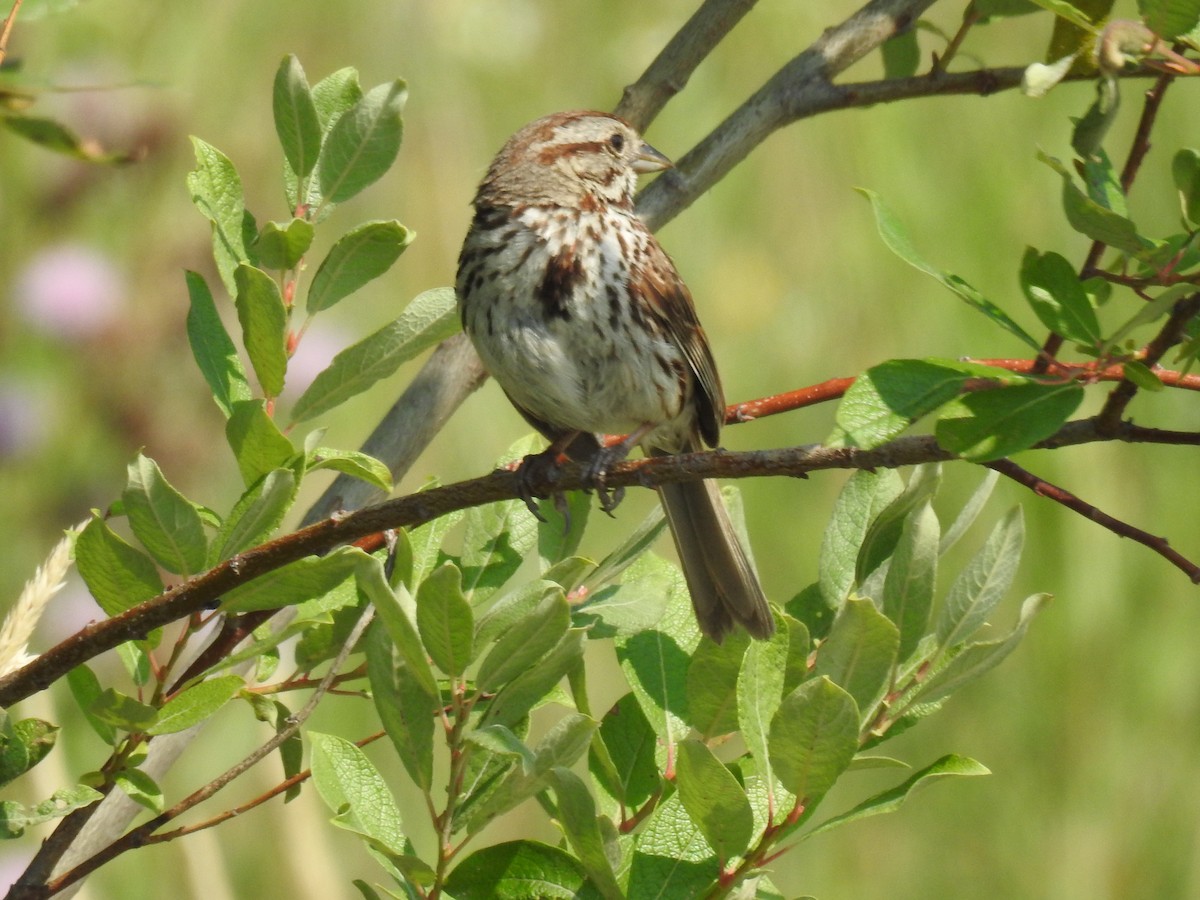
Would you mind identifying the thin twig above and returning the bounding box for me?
[1095,293,1200,432]
[31,609,376,898]
[1119,63,1177,194]
[0,0,23,67]
[987,458,1200,583]
[143,731,386,844]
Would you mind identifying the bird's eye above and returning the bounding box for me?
[608,132,625,151]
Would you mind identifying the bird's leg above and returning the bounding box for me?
[584,424,654,515]
[512,430,583,521]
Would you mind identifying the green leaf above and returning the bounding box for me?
[548,769,624,900]
[1019,248,1102,344]
[234,264,288,399]
[807,754,990,838]
[307,447,393,492]
[287,67,364,213]
[185,270,252,418]
[187,137,255,295]
[225,400,296,487]
[444,841,594,900]
[614,560,697,741]
[935,382,1084,461]
[366,621,436,791]
[537,490,592,570]
[75,516,164,617]
[0,717,57,787]
[738,621,792,791]
[89,689,159,732]
[2,114,133,162]
[307,220,414,313]
[1104,284,1193,352]
[628,794,719,896]
[408,501,463,586]
[477,589,571,692]
[1173,148,1200,226]
[813,597,899,720]
[686,632,749,738]
[919,593,1050,705]
[675,738,754,859]
[211,468,298,562]
[481,629,586,730]
[273,54,322,184]
[462,498,540,604]
[415,565,475,677]
[66,665,117,746]
[857,188,1041,350]
[820,469,903,607]
[940,469,999,554]
[1140,0,1200,38]
[881,29,920,78]
[254,218,315,271]
[309,731,405,855]
[473,580,556,648]
[318,79,407,204]
[937,507,1025,649]
[0,786,103,839]
[769,677,859,801]
[147,676,243,734]
[1038,151,1148,255]
[1122,360,1165,391]
[220,547,364,613]
[1081,146,1127,216]
[464,714,596,834]
[584,504,668,593]
[580,547,674,637]
[1027,0,1100,30]
[290,286,460,423]
[1071,75,1121,160]
[357,559,438,698]
[836,360,971,448]
[588,692,659,807]
[857,463,943,583]
[122,453,208,576]
[882,501,940,662]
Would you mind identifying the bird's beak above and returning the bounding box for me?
[632,141,672,174]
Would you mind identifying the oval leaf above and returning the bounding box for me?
[768,677,859,801]
[306,220,414,313]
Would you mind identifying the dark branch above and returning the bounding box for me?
[987,458,1200,583]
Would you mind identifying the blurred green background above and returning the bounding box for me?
[3,1,1200,897]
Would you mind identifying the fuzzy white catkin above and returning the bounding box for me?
[0,523,82,678]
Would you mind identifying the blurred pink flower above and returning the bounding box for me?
[14,244,125,339]
[284,323,351,396]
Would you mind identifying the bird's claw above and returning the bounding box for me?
[581,442,632,516]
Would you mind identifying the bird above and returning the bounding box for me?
[456,110,775,643]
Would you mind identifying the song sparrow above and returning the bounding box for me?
[457,110,775,642]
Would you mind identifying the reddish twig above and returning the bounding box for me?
[143,731,386,845]
[29,610,375,898]
[986,458,1200,583]
[1095,293,1200,432]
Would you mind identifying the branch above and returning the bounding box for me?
[31,609,376,898]
[615,0,760,131]
[7,414,1200,709]
[987,458,1200,582]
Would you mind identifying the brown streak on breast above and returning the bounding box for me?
[537,244,584,321]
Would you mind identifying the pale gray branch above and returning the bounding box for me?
[637,0,938,229]
[615,0,760,131]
